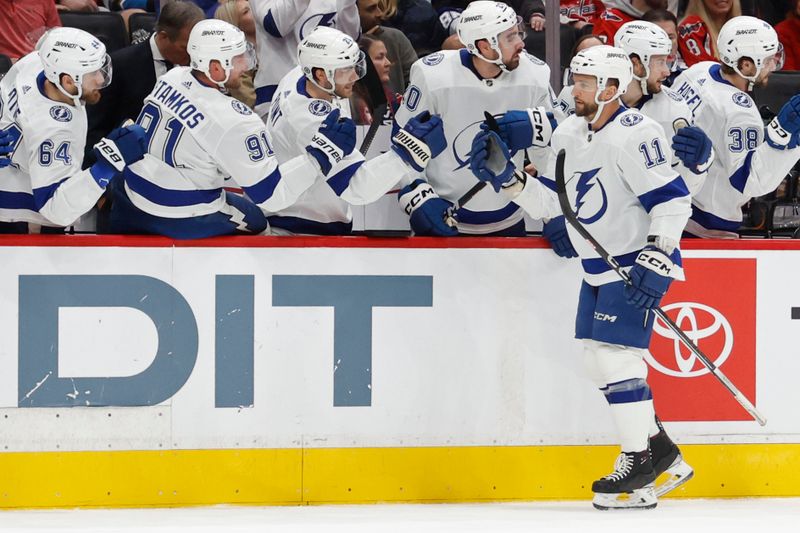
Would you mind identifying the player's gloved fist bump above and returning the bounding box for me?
[392,111,446,172]
[623,245,675,309]
[398,179,458,236]
[542,215,578,258]
[90,124,147,188]
[766,94,800,150]
[307,108,357,175]
[483,106,556,151]
[671,126,714,173]
[469,130,516,192]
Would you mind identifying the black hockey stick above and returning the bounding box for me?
[359,104,387,155]
[554,148,767,426]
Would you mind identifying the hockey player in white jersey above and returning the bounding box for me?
[393,0,557,236]
[672,16,800,238]
[470,46,693,509]
[0,27,146,228]
[265,27,446,235]
[615,21,714,196]
[108,19,359,239]
[251,0,360,119]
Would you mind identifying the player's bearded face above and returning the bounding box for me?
[333,66,359,98]
[646,55,670,93]
[79,70,107,105]
[498,25,525,70]
[572,75,599,119]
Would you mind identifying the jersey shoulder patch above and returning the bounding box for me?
[422,52,444,66]
[620,112,644,127]
[731,92,753,108]
[523,51,545,66]
[664,88,683,102]
[231,99,253,116]
[49,105,73,123]
[308,99,332,116]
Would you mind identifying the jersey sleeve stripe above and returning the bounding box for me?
[262,11,283,38]
[124,169,222,207]
[689,204,742,232]
[326,160,365,196]
[0,190,36,210]
[456,203,521,225]
[581,250,639,275]
[636,176,690,213]
[241,167,282,204]
[32,177,69,211]
[533,174,557,192]
[728,151,756,194]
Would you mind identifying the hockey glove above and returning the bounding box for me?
[623,245,676,310]
[482,107,557,151]
[469,130,517,192]
[306,108,357,175]
[90,124,147,188]
[766,94,800,150]
[0,127,15,168]
[542,215,578,258]
[398,179,458,236]
[392,111,446,172]
[671,126,714,174]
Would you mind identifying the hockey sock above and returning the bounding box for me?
[602,378,655,452]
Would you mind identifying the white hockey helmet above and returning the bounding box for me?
[38,27,112,106]
[297,26,367,97]
[188,19,256,90]
[570,45,633,123]
[457,1,524,71]
[615,21,673,95]
[717,16,783,90]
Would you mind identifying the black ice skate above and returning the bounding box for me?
[591,450,657,510]
[650,426,694,497]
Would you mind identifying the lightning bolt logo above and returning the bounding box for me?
[573,168,607,224]
[452,120,485,171]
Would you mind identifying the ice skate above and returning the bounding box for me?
[592,450,657,510]
[650,429,694,497]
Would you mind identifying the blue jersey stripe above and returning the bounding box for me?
[729,151,756,194]
[327,160,364,196]
[456,202,520,225]
[242,167,282,205]
[637,176,690,213]
[124,168,221,207]
[32,177,69,211]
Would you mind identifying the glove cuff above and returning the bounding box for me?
[527,106,555,148]
[307,131,346,175]
[392,129,432,171]
[93,137,126,172]
[766,117,794,150]
[398,179,438,215]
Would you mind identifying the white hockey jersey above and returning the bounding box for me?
[512,106,692,285]
[394,49,557,234]
[124,67,320,219]
[0,52,104,227]
[672,62,800,237]
[265,66,415,233]
[251,0,359,115]
[629,87,705,194]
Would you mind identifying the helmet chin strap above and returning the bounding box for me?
[308,68,339,98]
[56,75,84,106]
[733,64,759,91]
[588,86,619,126]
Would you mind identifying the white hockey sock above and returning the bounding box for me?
[649,414,660,438]
[609,399,655,452]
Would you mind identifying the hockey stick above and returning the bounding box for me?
[359,104,387,155]
[554,148,768,426]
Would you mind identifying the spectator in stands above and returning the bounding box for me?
[594,0,667,44]
[56,0,100,11]
[358,0,417,95]
[0,0,61,61]
[352,33,399,124]
[381,0,450,56]
[678,0,741,67]
[642,8,687,84]
[776,0,800,71]
[85,0,204,165]
[559,0,608,31]
[215,0,257,108]
[432,1,546,33]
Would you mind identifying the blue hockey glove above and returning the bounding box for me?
[482,107,557,151]
[90,124,147,187]
[542,215,578,258]
[623,245,676,310]
[671,126,714,174]
[0,126,20,168]
[469,130,516,192]
[306,108,357,175]
[398,179,458,236]
[766,94,800,150]
[392,111,447,172]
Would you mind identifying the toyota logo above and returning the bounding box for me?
[645,302,733,378]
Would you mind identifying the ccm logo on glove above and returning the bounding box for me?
[636,249,673,276]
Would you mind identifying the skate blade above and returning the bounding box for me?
[592,485,657,511]
[654,456,695,498]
